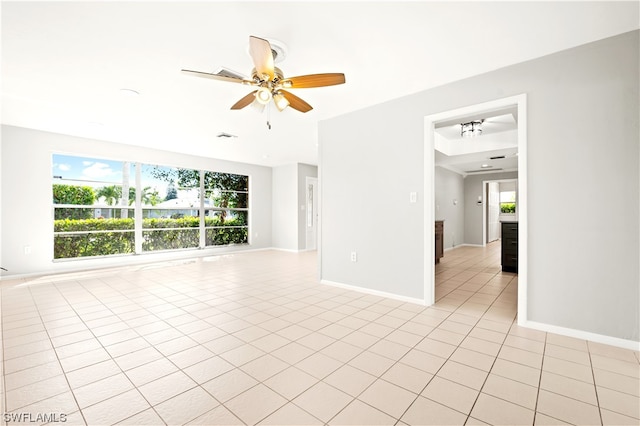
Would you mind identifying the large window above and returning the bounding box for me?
[203,171,249,247]
[140,164,201,252]
[52,154,249,260]
[53,156,135,259]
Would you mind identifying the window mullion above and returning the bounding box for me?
[135,162,143,254]
[199,169,205,248]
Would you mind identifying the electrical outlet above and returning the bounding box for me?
[24,245,32,255]
[350,251,357,262]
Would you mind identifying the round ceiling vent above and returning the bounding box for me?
[268,39,288,64]
[247,38,288,64]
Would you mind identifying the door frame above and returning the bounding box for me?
[424,94,528,326]
[485,181,501,244]
[305,176,318,250]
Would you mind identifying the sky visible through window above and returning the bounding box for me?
[53,154,178,201]
[53,154,123,186]
[500,190,516,203]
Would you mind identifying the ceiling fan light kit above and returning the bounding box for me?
[182,35,345,127]
[273,92,290,111]
[255,87,273,105]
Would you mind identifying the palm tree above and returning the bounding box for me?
[96,186,121,206]
[139,186,161,206]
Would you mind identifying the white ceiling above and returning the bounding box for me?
[2,1,638,167]
[434,108,519,176]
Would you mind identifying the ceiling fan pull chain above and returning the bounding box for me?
[266,102,272,129]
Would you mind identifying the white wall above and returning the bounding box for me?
[272,164,298,251]
[0,125,273,277]
[271,163,318,252]
[434,167,465,249]
[319,31,639,343]
[320,107,425,300]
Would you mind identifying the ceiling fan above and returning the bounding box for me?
[182,36,346,115]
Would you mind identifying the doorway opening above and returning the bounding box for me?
[483,178,518,245]
[424,94,528,326]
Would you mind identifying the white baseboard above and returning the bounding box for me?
[321,279,425,306]
[0,246,275,282]
[269,247,299,253]
[521,320,640,351]
[444,244,484,252]
[269,247,316,253]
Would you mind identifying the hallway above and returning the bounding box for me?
[435,241,516,322]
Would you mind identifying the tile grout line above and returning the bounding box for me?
[587,343,605,426]
[372,258,517,424]
[26,283,88,425]
[531,324,548,425]
[454,272,520,424]
[80,264,269,425]
[227,275,432,424]
[138,259,344,425]
[96,270,256,426]
[195,260,344,425]
[0,251,514,424]
[1,286,7,426]
[322,310,425,425]
[2,250,638,425]
[48,278,170,426]
[265,294,419,424]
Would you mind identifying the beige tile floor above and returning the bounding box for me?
[1,243,638,425]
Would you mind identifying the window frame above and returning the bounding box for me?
[52,154,250,260]
[499,190,517,214]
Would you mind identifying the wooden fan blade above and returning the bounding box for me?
[231,91,257,110]
[181,69,253,85]
[280,90,313,113]
[249,36,274,81]
[283,73,346,88]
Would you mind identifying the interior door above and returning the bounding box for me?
[305,177,318,250]
[487,182,500,243]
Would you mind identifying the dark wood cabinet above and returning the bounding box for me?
[501,221,518,273]
[435,220,444,264]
